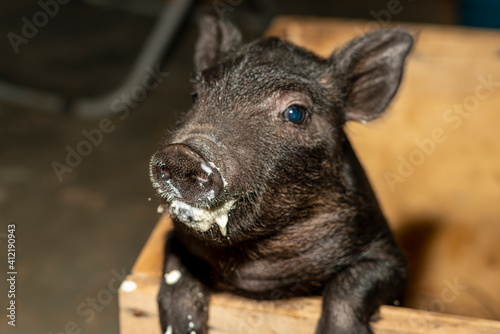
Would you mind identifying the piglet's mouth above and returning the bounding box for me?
[157,199,237,236]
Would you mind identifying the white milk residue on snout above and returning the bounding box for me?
[169,199,236,236]
[209,162,227,187]
[200,162,213,176]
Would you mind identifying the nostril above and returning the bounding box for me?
[150,144,224,205]
[193,171,209,183]
[159,165,172,180]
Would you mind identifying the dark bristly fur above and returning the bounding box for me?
[150,14,413,334]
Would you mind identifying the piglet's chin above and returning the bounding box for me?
[160,199,237,236]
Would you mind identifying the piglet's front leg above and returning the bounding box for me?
[158,237,211,334]
[315,260,406,334]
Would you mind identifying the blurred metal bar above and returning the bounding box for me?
[0,81,66,113]
[0,0,193,118]
[70,0,195,119]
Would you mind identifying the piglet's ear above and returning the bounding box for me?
[332,28,413,122]
[194,13,242,71]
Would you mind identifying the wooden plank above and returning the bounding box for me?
[120,16,500,333]
[120,215,171,332]
[119,274,162,334]
[132,214,172,276]
[120,216,500,334]
[210,294,500,334]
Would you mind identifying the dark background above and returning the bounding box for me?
[0,0,493,333]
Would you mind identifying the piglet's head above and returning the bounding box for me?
[150,15,413,243]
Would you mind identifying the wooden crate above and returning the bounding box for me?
[119,17,500,333]
[119,216,500,333]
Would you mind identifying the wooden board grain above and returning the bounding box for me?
[132,214,172,277]
[120,17,500,333]
[119,216,500,334]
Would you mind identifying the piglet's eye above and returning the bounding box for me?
[283,105,307,124]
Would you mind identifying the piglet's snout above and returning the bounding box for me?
[150,144,224,204]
